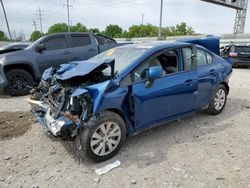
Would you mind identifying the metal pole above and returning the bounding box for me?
[67,0,70,32]
[38,7,43,33]
[0,0,13,41]
[141,13,145,25]
[158,0,163,38]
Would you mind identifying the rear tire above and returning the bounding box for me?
[6,69,34,96]
[206,84,227,115]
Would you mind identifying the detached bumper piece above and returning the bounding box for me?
[27,98,74,137]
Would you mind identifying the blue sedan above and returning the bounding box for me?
[28,37,232,162]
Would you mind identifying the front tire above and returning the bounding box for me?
[206,84,227,115]
[78,111,126,162]
[6,69,34,96]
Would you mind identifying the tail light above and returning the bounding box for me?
[229,52,238,57]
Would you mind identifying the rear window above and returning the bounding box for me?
[95,35,116,45]
[235,46,250,53]
[71,35,91,47]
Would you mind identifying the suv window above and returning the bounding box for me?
[182,48,193,70]
[133,49,179,82]
[96,35,116,45]
[71,35,91,47]
[235,46,250,53]
[43,37,67,51]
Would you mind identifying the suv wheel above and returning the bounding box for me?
[6,69,34,96]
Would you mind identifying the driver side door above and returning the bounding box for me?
[36,35,74,73]
[131,47,198,131]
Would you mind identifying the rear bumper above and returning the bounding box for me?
[27,98,74,136]
[232,59,250,66]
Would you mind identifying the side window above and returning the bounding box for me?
[197,49,207,67]
[133,59,160,82]
[96,35,116,45]
[43,37,67,51]
[72,35,91,47]
[133,49,180,82]
[206,52,213,64]
[182,47,193,70]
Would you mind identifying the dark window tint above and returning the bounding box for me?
[235,46,250,53]
[96,35,116,45]
[43,37,67,51]
[182,48,193,70]
[72,35,91,47]
[197,49,207,67]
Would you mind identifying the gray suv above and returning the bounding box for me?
[0,32,128,96]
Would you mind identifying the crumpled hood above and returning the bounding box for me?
[42,58,115,81]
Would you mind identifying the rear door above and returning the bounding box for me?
[196,48,217,109]
[70,33,98,61]
[36,34,74,72]
[131,47,198,130]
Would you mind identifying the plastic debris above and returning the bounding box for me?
[95,160,121,175]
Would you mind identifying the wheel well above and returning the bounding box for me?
[220,82,229,94]
[3,64,36,81]
[106,108,129,135]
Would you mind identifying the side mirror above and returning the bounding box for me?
[36,43,46,52]
[145,66,163,87]
[148,66,163,81]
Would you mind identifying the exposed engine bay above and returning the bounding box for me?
[28,59,115,139]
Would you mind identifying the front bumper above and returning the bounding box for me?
[27,98,74,136]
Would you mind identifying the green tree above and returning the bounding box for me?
[71,23,88,32]
[47,23,68,34]
[0,30,9,41]
[104,24,123,38]
[88,28,100,33]
[127,24,158,38]
[175,22,195,36]
[30,31,43,41]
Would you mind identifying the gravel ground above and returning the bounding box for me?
[0,68,250,188]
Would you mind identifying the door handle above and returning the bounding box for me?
[88,48,96,52]
[210,69,216,75]
[64,51,71,54]
[184,79,194,87]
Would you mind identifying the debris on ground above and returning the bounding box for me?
[95,160,121,175]
[94,177,100,183]
[131,179,137,184]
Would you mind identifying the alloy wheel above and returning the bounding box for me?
[214,88,226,111]
[90,122,121,156]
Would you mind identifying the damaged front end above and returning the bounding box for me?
[28,58,116,139]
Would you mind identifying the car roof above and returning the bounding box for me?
[117,41,192,51]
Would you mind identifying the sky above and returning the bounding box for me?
[0,0,250,40]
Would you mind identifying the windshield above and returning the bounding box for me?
[235,46,250,53]
[90,47,148,75]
